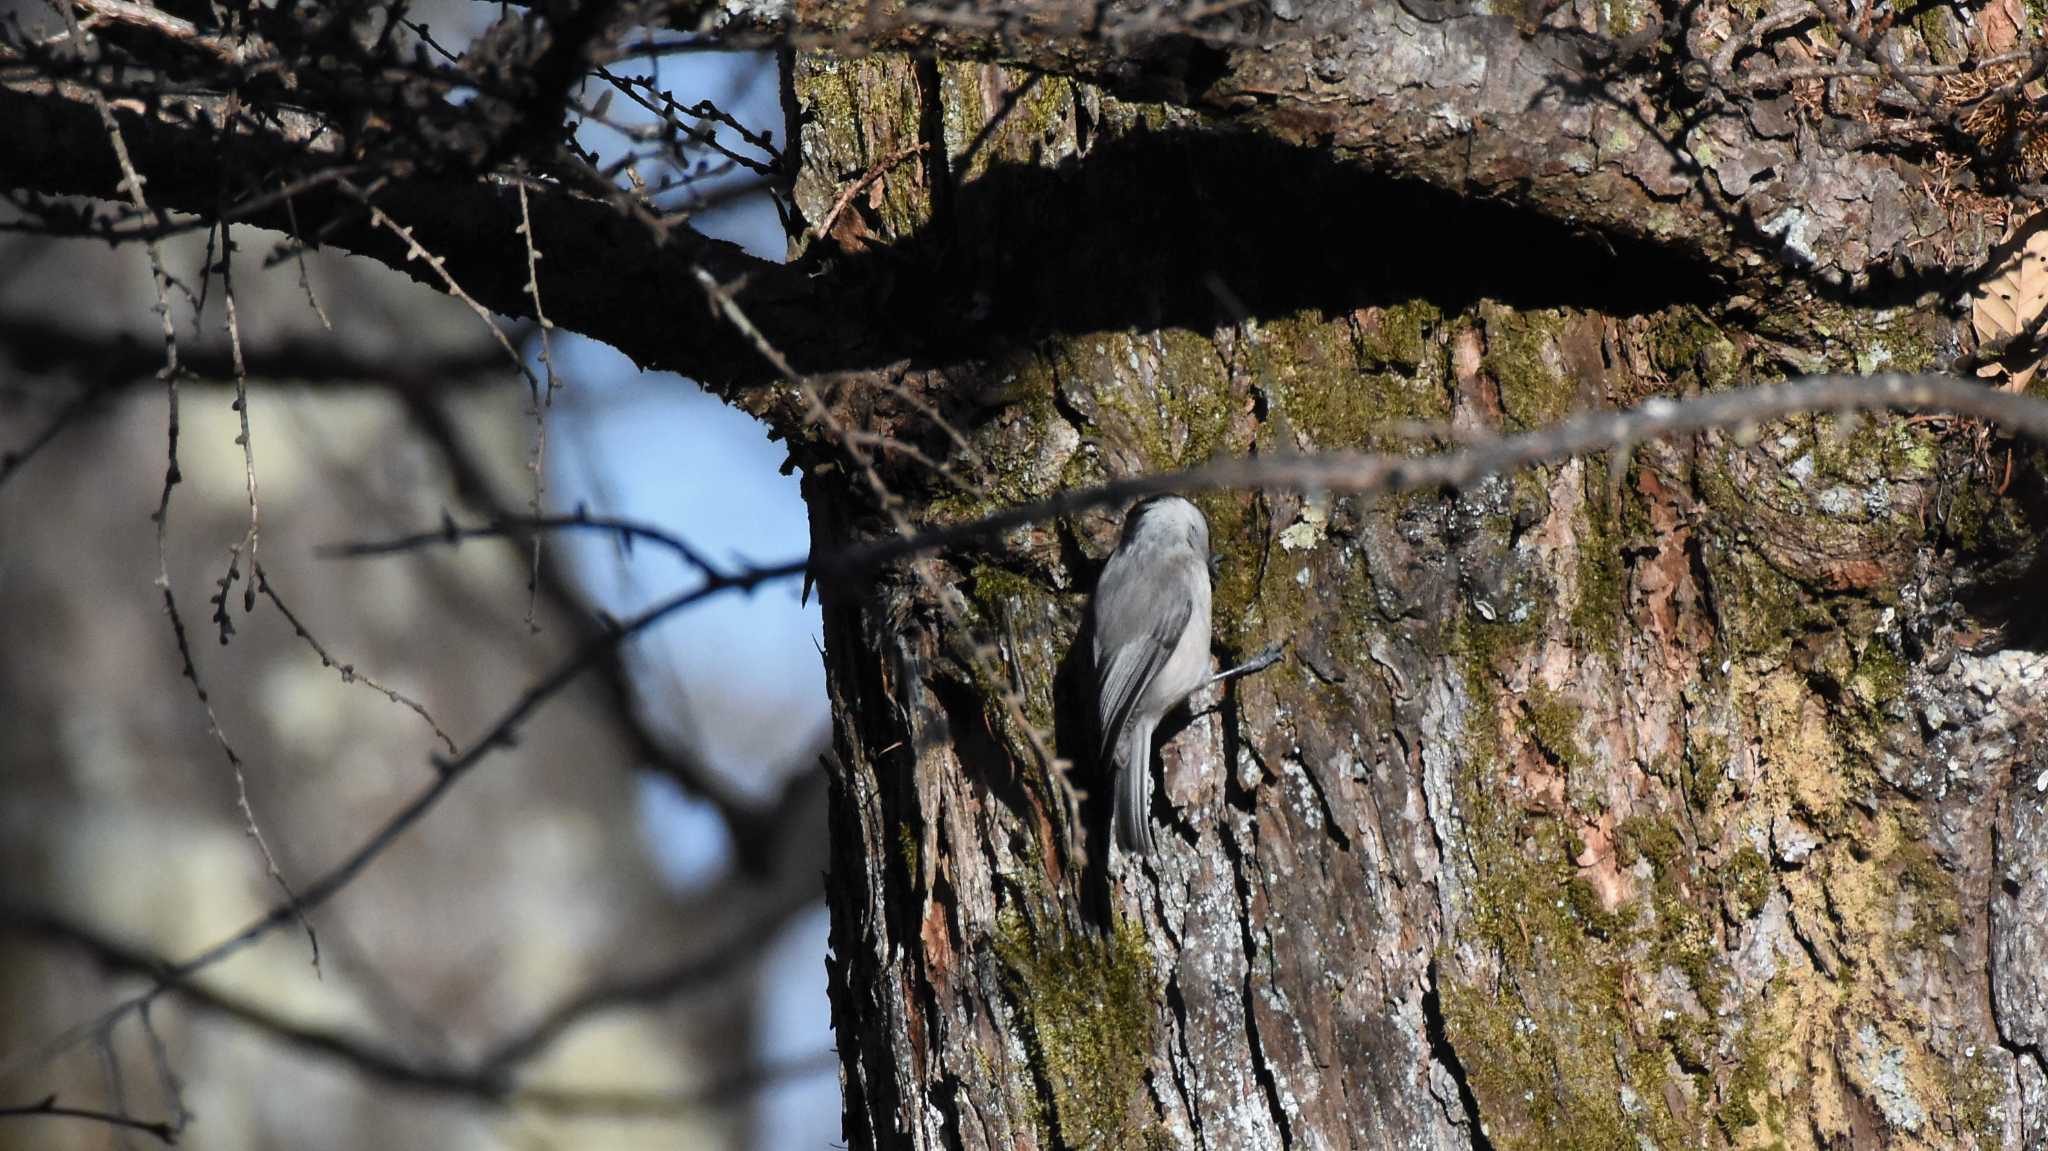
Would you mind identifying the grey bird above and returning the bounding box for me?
[1094,495,1215,854]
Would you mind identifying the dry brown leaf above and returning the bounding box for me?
[1971,240,2044,345]
[1981,0,2025,54]
[1971,223,2048,392]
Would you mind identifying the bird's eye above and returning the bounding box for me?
[1207,552,1223,578]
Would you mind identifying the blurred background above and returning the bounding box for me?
[0,3,843,1147]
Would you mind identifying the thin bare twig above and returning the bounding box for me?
[135,1002,190,1135]
[277,179,332,330]
[0,904,832,1117]
[692,263,1071,849]
[0,378,113,487]
[2,558,775,1078]
[335,176,553,626]
[166,568,316,972]
[0,1095,177,1145]
[592,67,781,177]
[346,373,2048,596]
[334,178,544,403]
[388,393,813,869]
[53,0,314,968]
[875,368,982,470]
[806,140,927,251]
[1711,1,1815,78]
[252,562,461,756]
[517,181,557,632]
[319,508,722,577]
[221,218,262,598]
[382,373,2048,598]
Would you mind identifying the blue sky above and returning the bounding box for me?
[544,49,840,1148]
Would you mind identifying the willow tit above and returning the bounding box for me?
[1091,495,1218,855]
[1093,496,1285,853]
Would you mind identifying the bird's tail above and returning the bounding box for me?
[1114,721,1156,855]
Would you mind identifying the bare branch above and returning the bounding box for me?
[391,391,825,871]
[252,563,461,757]
[811,374,2048,581]
[475,879,820,1074]
[0,905,831,1116]
[0,0,1989,384]
[658,0,1972,285]
[15,539,797,1067]
[320,508,724,578]
[804,140,927,254]
[693,262,1067,856]
[49,0,315,969]
[591,67,782,178]
[517,181,557,631]
[0,1094,177,1145]
[363,372,2048,596]
[219,220,261,577]
[71,0,247,65]
[0,77,798,389]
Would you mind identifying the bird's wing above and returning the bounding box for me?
[1095,569,1195,764]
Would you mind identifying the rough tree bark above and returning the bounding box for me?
[6,0,2048,1148]
[772,21,2048,1151]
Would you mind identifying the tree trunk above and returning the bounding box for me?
[790,53,2048,1151]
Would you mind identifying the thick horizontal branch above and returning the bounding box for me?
[4,0,1994,426]
[0,77,835,390]
[0,315,514,393]
[723,0,1973,287]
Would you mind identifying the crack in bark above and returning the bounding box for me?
[930,1070,971,1151]
[1288,748,1353,854]
[1163,972,1208,1150]
[1422,959,1494,1151]
[915,57,953,226]
[1219,822,1294,1150]
[1237,970,1294,1151]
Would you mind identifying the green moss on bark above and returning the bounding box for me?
[995,913,1157,1148]
[1083,328,1239,472]
[1723,844,1771,922]
[1352,299,1441,370]
[1573,459,1627,657]
[1649,307,1741,389]
[932,352,1076,522]
[1445,620,1692,1151]
[1481,306,1578,430]
[1523,682,1590,775]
